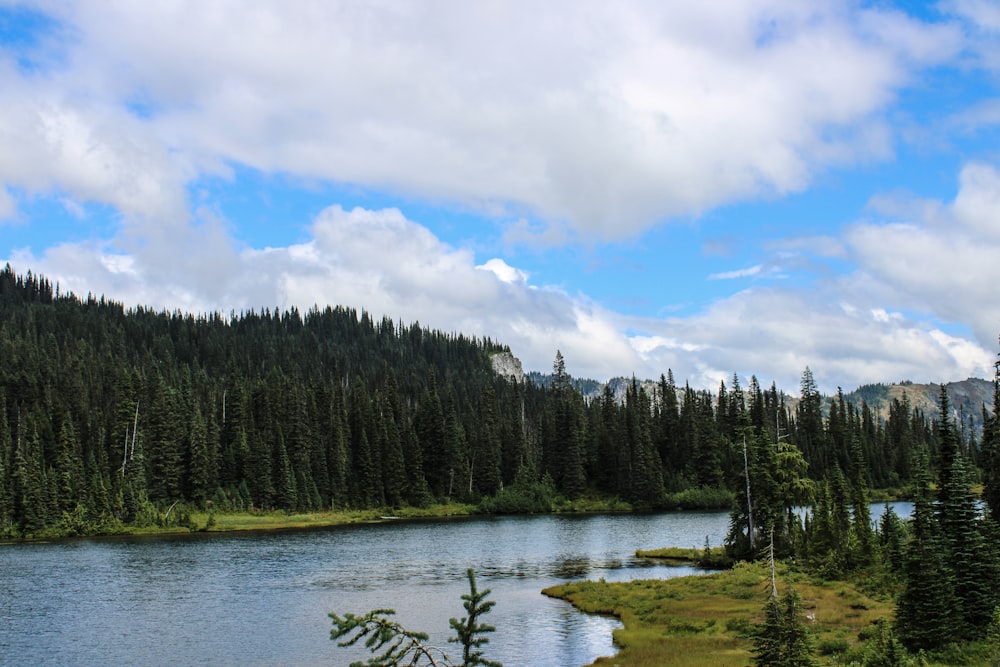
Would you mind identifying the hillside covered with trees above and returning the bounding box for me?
[0,265,996,544]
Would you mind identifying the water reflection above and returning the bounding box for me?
[0,505,911,666]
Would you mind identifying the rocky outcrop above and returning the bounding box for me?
[490,351,524,383]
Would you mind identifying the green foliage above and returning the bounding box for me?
[0,265,986,545]
[330,569,501,667]
[478,468,554,514]
[664,486,735,510]
[750,587,818,667]
[855,618,917,667]
[448,569,501,667]
[894,385,1000,653]
[983,355,1000,522]
[816,636,850,656]
[986,606,1000,667]
[330,609,443,667]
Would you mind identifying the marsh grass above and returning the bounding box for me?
[186,503,478,533]
[636,545,733,569]
[542,561,895,667]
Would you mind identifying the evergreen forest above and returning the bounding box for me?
[0,264,996,538]
[6,265,1000,661]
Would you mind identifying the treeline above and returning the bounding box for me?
[0,265,988,539]
[739,381,1000,663]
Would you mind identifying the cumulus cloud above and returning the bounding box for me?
[10,181,998,394]
[2,2,996,395]
[0,1,964,240]
[477,258,529,285]
[628,286,993,394]
[10,204,643,380]
[845,162,1000,347]
[623,161,1000,392]
[0,59,191,229]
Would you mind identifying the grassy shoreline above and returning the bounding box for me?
[543,561,896,667]
[2,489,913,543]
[2,497,647,543]
[0,503,482,543]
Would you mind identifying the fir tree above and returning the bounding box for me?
[983,344,1000,522]
[448,569,502,667]
[895,465,960,651]
[751,584,816,665]
[331,569,501,667]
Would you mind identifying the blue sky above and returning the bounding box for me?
[3,1,1000,394]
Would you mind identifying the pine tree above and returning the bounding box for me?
[415,372,448,498]
[594,385,621,495]
[55,414,83,513]
[0,389,13,535]
[273,431,298,510]
[935,384,959,503]
[471,385,502,497]
[655,371,681,479]
[877,503,905,576]
[146,375,185,502]
[693,390,723,488]
[331,568,501,667]
[752,592,786,666]
[751,576,817,666]
[375,389,406,507]
[896,465,960,651]
[778,588,817,667]
[796,368,825,462]
[625,379,664,507]
[186,404,212,503]
[325,385,350,509]
[848,435,874,565]
[547,351,585,498]
[449,569,502,667]
[983,344,1000,522]
[937,454,999,637]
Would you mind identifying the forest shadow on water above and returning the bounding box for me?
[1,510,738,666]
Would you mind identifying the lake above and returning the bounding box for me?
[0,504,909,666]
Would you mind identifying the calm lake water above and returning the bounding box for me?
[0,504,910,667]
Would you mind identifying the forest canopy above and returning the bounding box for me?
[0,266,991,539]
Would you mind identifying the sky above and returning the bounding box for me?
[2,0,1000,395]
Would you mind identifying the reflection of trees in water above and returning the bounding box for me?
[553,557,591,579]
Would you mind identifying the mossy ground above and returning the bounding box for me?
[543,561,895,667]
[185,503,478,533]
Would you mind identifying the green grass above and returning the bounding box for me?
[543,561,896,667]
[185,503,478,533]
[636,546,732,569]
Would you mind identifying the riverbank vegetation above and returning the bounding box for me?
[544,378,1000,666]
[6,266,1000,661]
[1,266,977,542]
[544,561,894,666]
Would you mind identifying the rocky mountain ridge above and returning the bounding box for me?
[515,362,994,434]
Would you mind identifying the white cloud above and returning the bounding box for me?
[709,264,764,280]
[9,187,997,394]
[477,258,529,285]
[0,61,191,230]
[1,3,996,395]
[0,1,963,240]
[628,287,993,394]
[9,204,643,380]
[846,162,1000,346]
[945,0,1000,33]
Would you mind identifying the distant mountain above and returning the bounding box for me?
[527,369,995,436]
[842,378,994,436]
